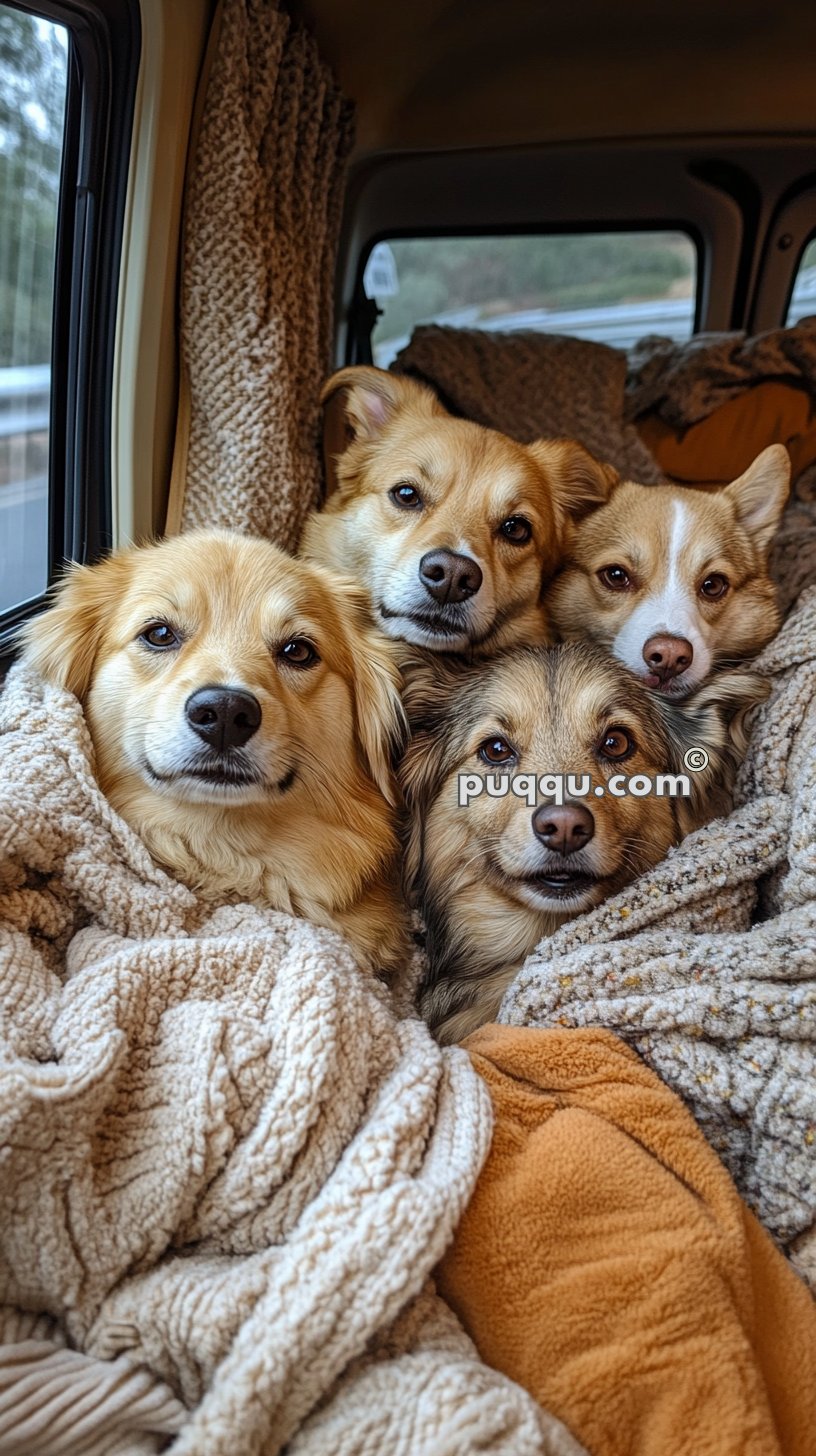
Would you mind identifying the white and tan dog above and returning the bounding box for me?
[546,444,790,695]
[301,365,616,656]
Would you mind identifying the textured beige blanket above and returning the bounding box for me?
[0,667,581,1455]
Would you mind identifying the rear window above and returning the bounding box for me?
[366,231,697,368]
[787,237,816,327]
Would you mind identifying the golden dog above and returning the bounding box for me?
[401,642,766,1042]
[300,365,616,656]
[21,530,408,973]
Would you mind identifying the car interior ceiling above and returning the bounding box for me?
[277,1,816,364]
[296,0,816,156]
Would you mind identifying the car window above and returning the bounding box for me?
[366,231,697,369]
[0,5,68,617]
[786,237,816,327]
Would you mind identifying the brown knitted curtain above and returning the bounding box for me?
[168,0,354,547]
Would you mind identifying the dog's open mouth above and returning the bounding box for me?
[522,869,599,899]
[492,856,605,907]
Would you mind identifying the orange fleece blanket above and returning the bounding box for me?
[438,1026,816,1456]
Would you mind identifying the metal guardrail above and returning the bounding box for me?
[0,364,50,438]
[373,265,816,369]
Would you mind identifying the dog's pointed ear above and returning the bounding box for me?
[657,669,770,833]
[330,574,407,805]
[528,438,620,523]
[320,366,445,496]
[18,553,133,700]
[722,444,791,553]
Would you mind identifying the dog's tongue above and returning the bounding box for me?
[644,672,663,689]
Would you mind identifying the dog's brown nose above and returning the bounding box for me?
[185,686,261,750]
[419,548,483,604]
[532,800,595,855]
[642,634,694,683]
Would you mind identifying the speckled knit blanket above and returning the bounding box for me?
[0,665,585,1456]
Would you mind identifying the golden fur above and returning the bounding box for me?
[300,365,616,657]
[546,444,790,693]
[21,530,408,974]
[401,642,767,1043]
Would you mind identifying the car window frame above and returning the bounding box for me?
[0,0,140,661]
[335,143,750,369]
[748,185,816,334]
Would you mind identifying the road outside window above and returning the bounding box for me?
[0,6,67,616]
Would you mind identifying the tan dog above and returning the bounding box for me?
[21,530,408,973]
[401,642,766,1043]
[300,365,616,656]
[547,444,790,695]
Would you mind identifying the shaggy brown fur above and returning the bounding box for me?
[21,530,408,974]
[401,642,767,1043]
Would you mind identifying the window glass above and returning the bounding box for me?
[366,231,697,369]
[0,6,68,616]
[786,237,816,327]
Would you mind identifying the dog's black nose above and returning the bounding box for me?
[418,548,483,604]
[532,800,595,855]
[642,634,694,683]
[185,686,261,750]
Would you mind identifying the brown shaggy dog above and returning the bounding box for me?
[21,530,408,974]
[546,444,790,695]
[401,642,766,1042]
[300,365,616,656]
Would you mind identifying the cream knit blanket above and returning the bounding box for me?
[0,667,581,1456]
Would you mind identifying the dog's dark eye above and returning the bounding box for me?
[478,736,516,766]
[139,622,181,651]
[279,638,320,669]
[499,515,532,545]
[700,573,729,601]
[389,483,423,510]
[598,565,632,592]
[598,726,634,760]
